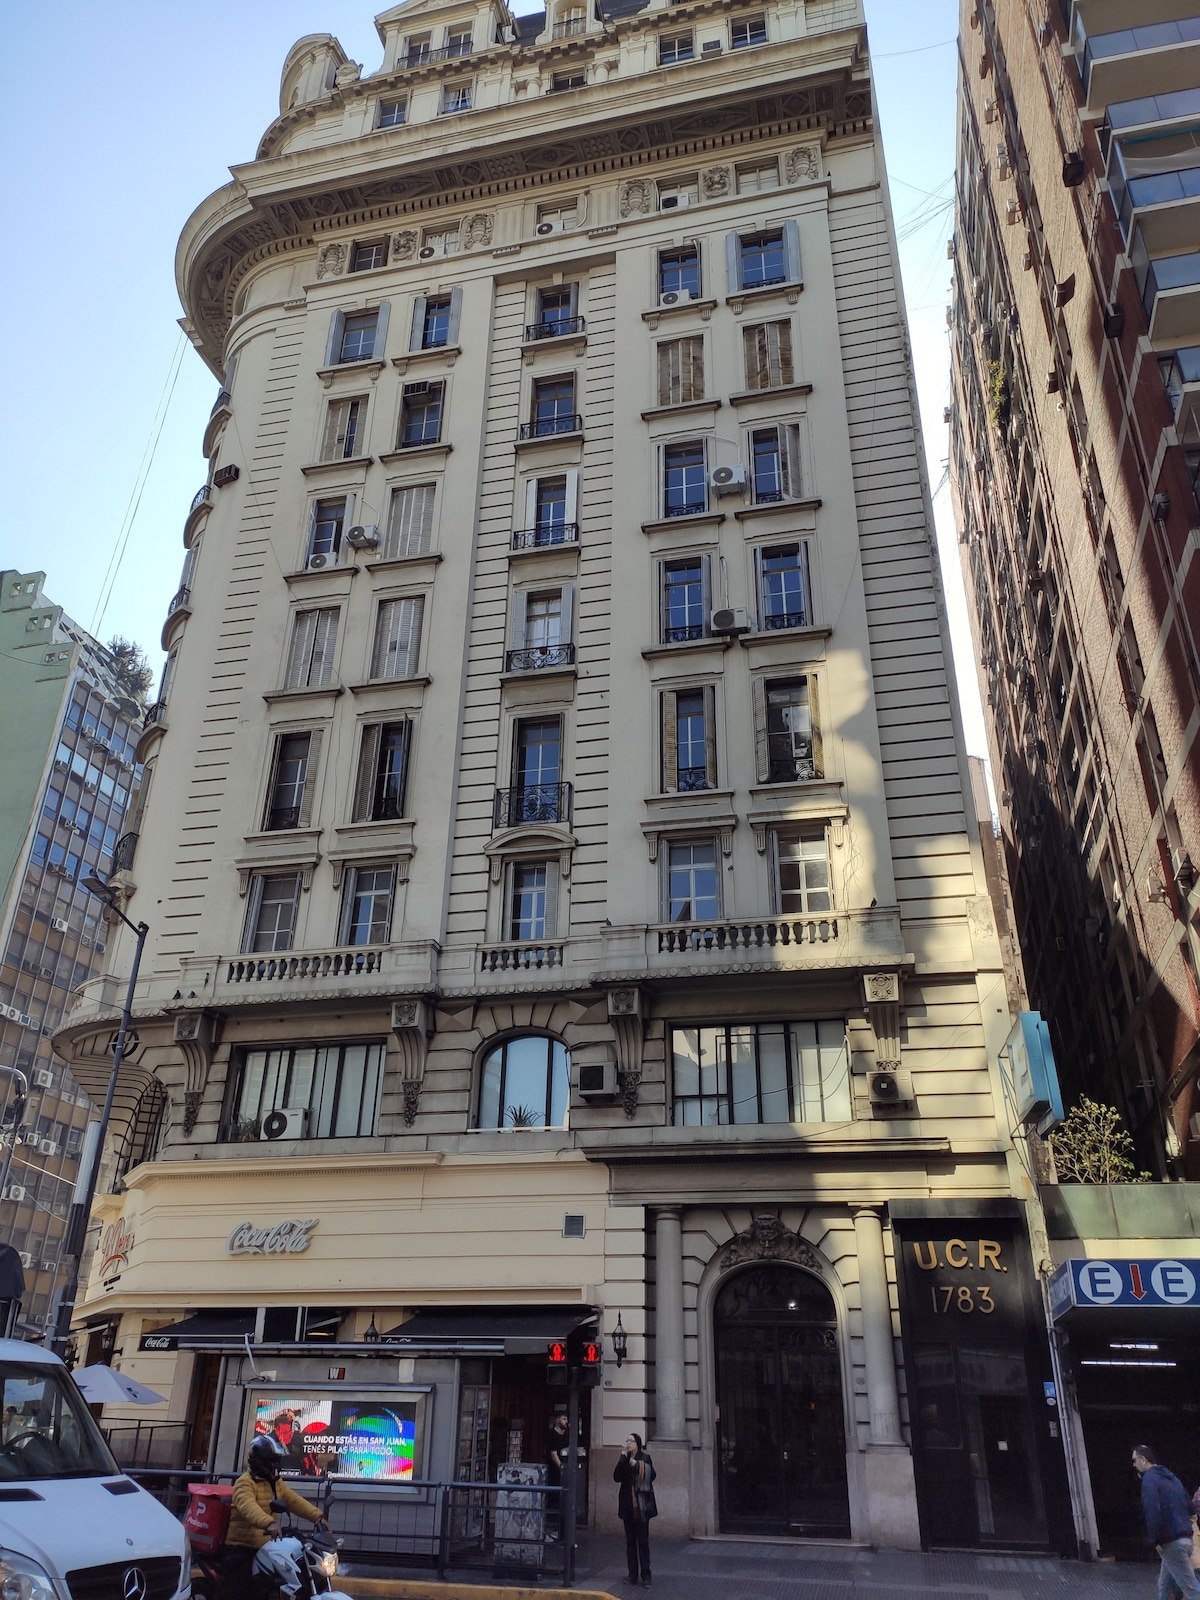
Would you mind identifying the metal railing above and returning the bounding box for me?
[166,585,191,617]
[505,644,575,672]
[664,623,704,642]
[104,1421,190,1470]
[143,701,167,730]
[1158,345,1200,416]
[525,316,586,341]
[656,915,840,954]
[209,389,232,418]
[403,41,474,65]
[675,767,711,791]
[225,947,387,985]
[265,804,302,831]
[511,521,579,550]
[517,414,583,440]
[664,501,708,518]
[1140,248,1200,323]
[189,485,213,514]
[552,15,586,36]
[479,942,564,972]
[112,832,139,874]
[493,781,572,828]
[762,610,809,630]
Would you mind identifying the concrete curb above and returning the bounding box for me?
[340,1580,621,1600]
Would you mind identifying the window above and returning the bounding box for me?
[551,68,586,90]
[531,376,578,436]
[509,586,574,669]
[446,26,473,56]
[403,32,431,65]
[420,295,452,348]
[731,14,767,47]
[321,396,367,462]
[553,4,586,37]
[762,677,817,782]
[658,178,698,211]
[758,543,811,629]
[477,1036,569,1129]
[377,97,406,128]
[500,718,565,824]
[537,202,578,233]
[441,82,472,113]
[370,596,424,679]
[743,321,794,389]
[671,1020,850,1125]
[350,240,387,273]
[750,424,802,503]
[532,286,579,338]
[264,732,314,831]
[659,247,701,299]
[728,222,801,292]
[662,440,707,517]
[353,721,411,822]
[225,1042,385,1140]
[400,382,444,446]
[338,312,381,363]
[662,685,716,791]
[665,838,720,922]
[517,473,578,547]
[340,864,396,944]
[308,497,348,564]
[736,159,780,194]
[422,226,460,257]
[657,336,705,405]
[661,556,708,642]
[383,483,435,559]
[660,31,694,63]
[284,608,339,689]
[773,825,831,915]
[509,861,557,939]
[243,873,302,953]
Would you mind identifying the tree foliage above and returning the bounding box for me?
[1048,1096,1151,1185]
[106,636,154,704]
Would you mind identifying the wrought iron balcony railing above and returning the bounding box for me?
[663,501,708,518]
[517,415,584,441]
[403,41,474,65]
[762,610,809,631]
[167,586,191,617]
[675,767,712,792]
[143,701,167,730]
[265,806,302,832]
[505,644,575,673]
[511,522,579,550]
[664,623,704,643]
[209,389,232,417]
[189,485,213,514]
[525,316,586,342]
[493,782,572,829]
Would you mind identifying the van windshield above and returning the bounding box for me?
[0,1361,117,1479]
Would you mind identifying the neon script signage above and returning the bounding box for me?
[98,1218,135,1277]
[226,1218,319,1256]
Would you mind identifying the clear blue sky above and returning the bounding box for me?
[0,0,977,750]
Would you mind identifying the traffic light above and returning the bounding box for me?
[547,1339,569,1386]
[578,1336,603,1388]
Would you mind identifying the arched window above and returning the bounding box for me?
[554,4,586,37]
[477,1036,569,1129]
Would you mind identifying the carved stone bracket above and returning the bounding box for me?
[391,998,432,1093]
[720,1214,823,1271]
[863,972,901,1070]
[183,1091,204,1137]
[607,987,645,1119]
[402,1080,422,1127]
[172,1012,214,1129]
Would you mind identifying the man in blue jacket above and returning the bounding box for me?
[1133,1444,1200,1600]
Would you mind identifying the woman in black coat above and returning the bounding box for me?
[613,1432,656,1585]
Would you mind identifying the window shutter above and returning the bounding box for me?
[682,337,704,403]
[373,300,391,359]
[657,341,675,407]
[784,426,802,499]
[387,484,435,559]
[321,402,343,461]
[753,546,766,626]
[703,684,717,788]
[783,219,802,285]
[564,469,579,526]
[409,295,428,352]
[242,875,266,952]
[324,309,346,367]
[524,477,540,529]
[725,231,743,294]
[743,325,767,390]
[701,553,713,626]
[353,724,382,822]
[568,283,579,318]
[309,609,338,685]
[447,286,463,345]
[776,321,795,385]
[510,590,528,649]
[285,611,318,689]
[661,690,678,792]
[297,728,324,828]
[338,867,358,946]
[544,863,560,938]
[752,678,770,782]
[808,676,823,776]
[559,584,575,643]
[798,540,813,625]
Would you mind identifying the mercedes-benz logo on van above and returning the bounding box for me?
[122,1567,148,1600]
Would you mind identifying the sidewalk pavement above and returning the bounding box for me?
[341,1532,1161,1600]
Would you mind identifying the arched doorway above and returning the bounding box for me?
[714,1264,850,1537]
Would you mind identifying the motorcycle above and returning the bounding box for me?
[191,1480,350,1600]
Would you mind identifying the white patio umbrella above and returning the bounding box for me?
[72,1365,167,1406]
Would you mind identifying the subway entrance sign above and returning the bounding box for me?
[1049,1258,1200,1318]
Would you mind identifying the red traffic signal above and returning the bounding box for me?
[580,1340,602,1366]
[547,1340,569,1385]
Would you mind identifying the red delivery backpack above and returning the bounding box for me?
[183,1483,234,1553]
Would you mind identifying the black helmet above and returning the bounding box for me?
[248,1434,286,1478]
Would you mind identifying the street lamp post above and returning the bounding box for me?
[50,877,148,1357]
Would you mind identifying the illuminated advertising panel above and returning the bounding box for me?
[249,1391,425,1481]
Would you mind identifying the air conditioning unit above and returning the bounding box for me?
[577,1056,618,1101]
[943,406,952,424]
[34,1070,53,1089]
[306,552,332,571]
[0,1006,31,1028]
[82,725,96,739]
[867,1069,913,1108]
[39,1140,58,1157]
[213,464,240,488]
[658,290,696,307]
[17,1253,31,1269]
[51,919,69,934]
[711,606,751,636]
[659,193,691,209]
[709,463,747,495]
[996,146,1011,179]
[984,97,998,123]
[1005,198,1021,225]
[1062,151,1085,188]
[345,523,380,551]
[261,1108,307,1141]
[418,246,436,258]
[83,781,97,794]
[701,38,722,53]
[536,221,556,236]
[3,1187,26,1203]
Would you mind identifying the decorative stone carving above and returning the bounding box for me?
[463,212,494,249]
[334,61,362,89]
[391,997,431,1096]
[619,1071,641,1120]
[316,242,347,279]
[863,972,901,1070]
[607,987,644,1119]
[172,1011,214,1128]
[619,178,652,217]
[182,1090,204,1137]
[391,229,419,261]
[402,1080,422,1127]
[785,145,821,183]
[702,165,731,197]
[720,1214,823,1271]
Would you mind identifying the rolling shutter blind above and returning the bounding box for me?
[285,608,338,689]
[660,691,678,792]
[371,597,424,679]
[743,322,794,390]
[385,484,435,558]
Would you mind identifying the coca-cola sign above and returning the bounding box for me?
[225,1218,319,1256]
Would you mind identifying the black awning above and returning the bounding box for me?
[382,1305,598,1355]
[137,1311,255,1352]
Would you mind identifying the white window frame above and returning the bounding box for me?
[725,220,802,293]
[536,201,579,234]
[320,395,368,463]
[242,872,303,954]
[658,552,712,644]
[754,539,813,631]
[376,96,406,128]
[305,494,354,567]
[659,30,694,64]
[353,720,413,823]
[660,438,709,519]
[521,470,580,544]
[324,303,391,366]
[662,836,722,923]
[440,81,473,114]
[383,482,436,560]
[657,177,699,212]
[506,857,560,941]
[409,288,464,352]
[339,862,397,946]
[748,421,804,504]
[735,158,781,194]
[421,226,461,258]
[770,824,833,917]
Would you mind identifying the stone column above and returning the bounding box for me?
[853,1206,902,1445]
[653,1207,686,1440]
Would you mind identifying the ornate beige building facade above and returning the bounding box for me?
[56,0,1073,1555]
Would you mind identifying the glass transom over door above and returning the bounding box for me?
[714,1265,851,1537]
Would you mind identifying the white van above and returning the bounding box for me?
[0,1337,189,1594]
